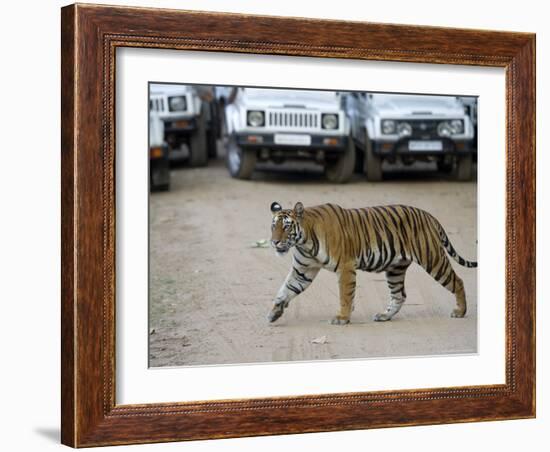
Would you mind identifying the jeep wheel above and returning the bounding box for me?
[325,133,355,183]
[152,182,170,192]
[364,130,382,181]
[437,158,454,174]
[455,155,474,181]
[225,135,256,179]
[189,107,208,167]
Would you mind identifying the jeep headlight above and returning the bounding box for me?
[247,110,265,127]
[381,119,396,135]
[437,122,452,137]
[397,122,412,137]
[168,96,187,112]
[450,119,464,134]
[321,113,339,130]
[438,120,464,137]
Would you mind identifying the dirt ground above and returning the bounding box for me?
[149,158,478,367]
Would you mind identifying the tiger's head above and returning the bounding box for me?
[270,201,305,256]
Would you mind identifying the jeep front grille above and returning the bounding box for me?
[149,96,166,113]
[267,110,319,130]
[408,119,438,138]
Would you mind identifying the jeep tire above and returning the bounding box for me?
[226,135,256,179]
[150,173,170,192]
[364,130,382,181]
[325,133,355,183]
[455,154,474,181]
[437,157,454,174]
[189,107,208,167]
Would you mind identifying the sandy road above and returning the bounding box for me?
[149,160,477,367]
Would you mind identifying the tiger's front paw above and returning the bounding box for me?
[330,316,350,325]
[268,305,285,323]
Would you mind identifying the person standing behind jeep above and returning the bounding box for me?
[195,85,221,159]
[215,87,238,141]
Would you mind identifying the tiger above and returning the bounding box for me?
[267,201,477,325]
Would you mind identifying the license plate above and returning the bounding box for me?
[274,134,311,146]
[408,140,443,151]
[173,120,190,128]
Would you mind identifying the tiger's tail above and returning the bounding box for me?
[433,219,477,268]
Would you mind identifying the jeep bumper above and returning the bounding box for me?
[372,137,475,156]
[236,133,348,150]
[163,118,197,133]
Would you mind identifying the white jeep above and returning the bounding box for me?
[224,88,354,183]
[149,84,217,166]
[346,93,476,181]
[149,111,170,191]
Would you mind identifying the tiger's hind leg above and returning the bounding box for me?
[374,261,411,322]
[331,264,357,325]
[427,253,467,318]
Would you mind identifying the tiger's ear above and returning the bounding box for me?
[294,202,304,220]
[270,202,282,213]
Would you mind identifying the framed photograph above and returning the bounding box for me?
[61,4,535,447]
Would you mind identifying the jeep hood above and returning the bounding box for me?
[370,94,465,117]
[241,88,341,109]
[150,84,194,95]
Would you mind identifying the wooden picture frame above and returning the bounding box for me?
[61,3,535,447]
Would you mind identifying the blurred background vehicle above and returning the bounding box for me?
[458,96,478,161]
[224,88,355,183]
[149,111,170,191]
[346,93,476,181]
[148,85,478,190]
[149,84,218,166]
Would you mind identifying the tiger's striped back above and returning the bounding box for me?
[298,204,477,273]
